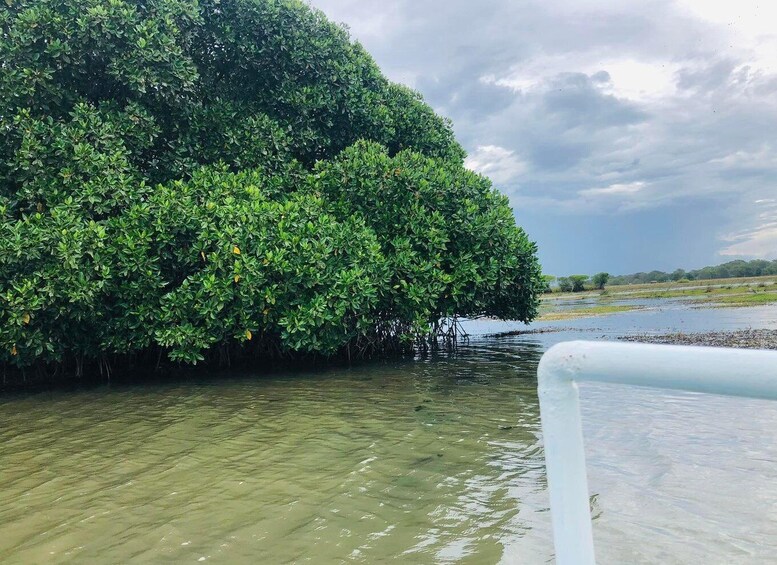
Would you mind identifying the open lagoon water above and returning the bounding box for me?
[2,301,777,563]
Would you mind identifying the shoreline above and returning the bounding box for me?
[619,329,777,350]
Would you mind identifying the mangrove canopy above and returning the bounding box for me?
[0,0,543,377]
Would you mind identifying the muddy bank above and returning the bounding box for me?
[619,329,777,350]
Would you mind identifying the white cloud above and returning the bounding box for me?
[719,197,777,258]
[465,145,528,184]
[307,0,403,44]
[506,181,655,216]
[674,0,777,87]
[708,145,777,169]
[579,181,646,197]
[595,59,680,101]
[493,57,681,102]
[675,0,777,46]
[720,224,777,257]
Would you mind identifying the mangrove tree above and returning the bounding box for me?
[0,0,543,378]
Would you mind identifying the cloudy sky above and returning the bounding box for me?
[309,0,777,276]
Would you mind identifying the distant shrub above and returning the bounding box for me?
[569,275,589,293]
[557,277,573,292]
[541,275,556,294]
[591,272,610,290]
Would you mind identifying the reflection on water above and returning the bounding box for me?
[2,305,777,563]
[462,300,777,342]
[0,346,551,564]
[582,383,777,564]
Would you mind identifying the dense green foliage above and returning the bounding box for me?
[0,0,542,375]
[591,272,609,290]
[556,277,572,292]
[554,275,587,292]
[554,273,602,293]
[609,260,777,286]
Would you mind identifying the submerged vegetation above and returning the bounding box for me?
[0,0,543,379]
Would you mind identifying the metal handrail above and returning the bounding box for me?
[537,340,777,564]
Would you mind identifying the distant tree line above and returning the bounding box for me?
[548,259,777,293]
[608,259,777,286]
[544,273,609,293]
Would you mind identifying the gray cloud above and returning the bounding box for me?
[310,0,777,273]
[540,73,648,129]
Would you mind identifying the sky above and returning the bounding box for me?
[308,0,777,276]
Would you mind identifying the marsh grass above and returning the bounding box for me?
[538,275,777,320]
[544,275,777,302]
[711,292,777,307]
[538,304,641,321]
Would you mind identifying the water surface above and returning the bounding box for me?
[2,304,777,563]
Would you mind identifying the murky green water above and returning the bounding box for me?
[3,304,777,563]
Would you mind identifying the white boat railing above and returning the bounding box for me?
[537,340,777,565]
